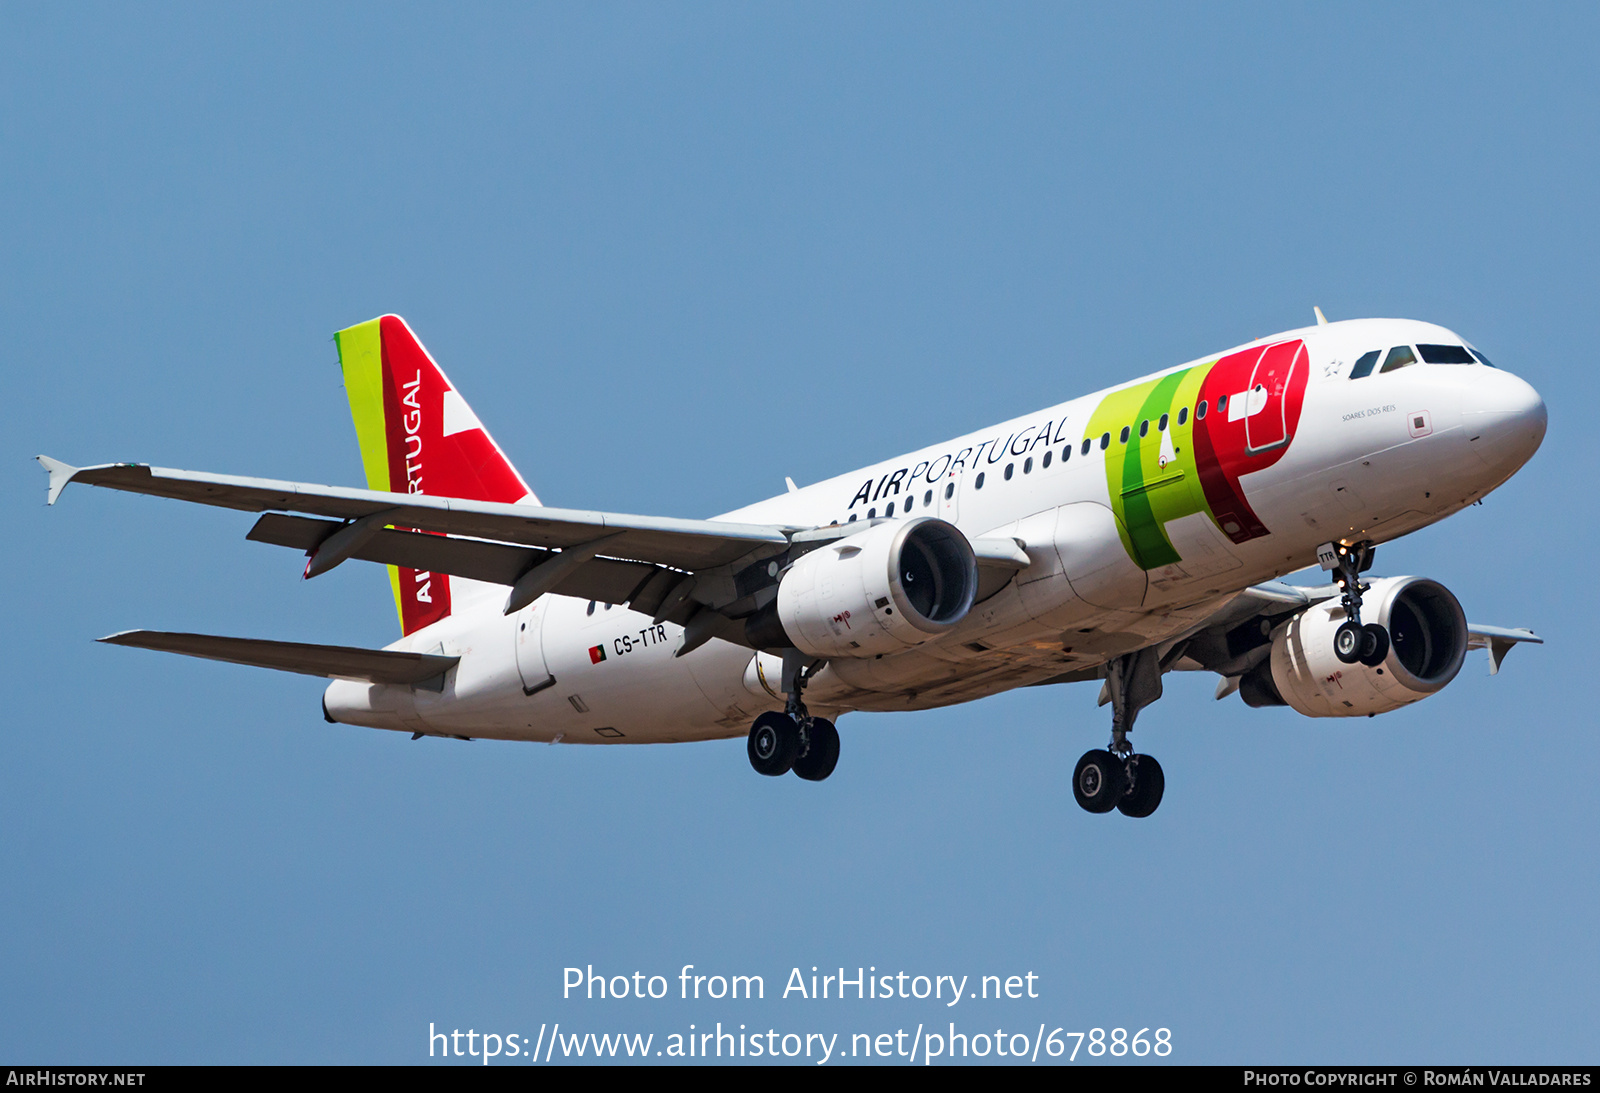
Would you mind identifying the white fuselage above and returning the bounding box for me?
[323,318,1546,743]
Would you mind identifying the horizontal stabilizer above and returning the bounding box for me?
[98,630,459,685]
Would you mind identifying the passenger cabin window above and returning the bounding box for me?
[975,473,985,489]
[1099,433,1110,450]
[1139,419,1149,438]
[1062,445,1071,462]
[904,493,914,511]
[1042,451,1052,469]
[1082,439,1092,456]
[1002,463,1012,480]
[1418,344,1476,365]
[1379,345,1417,374]
[1119,426,1130,444]
[1216,394,1228,412]
[1158,413,1168,432]
[885,501,895,517]
[1023,457,1033,474]
[924,489,934,505]
[1177,406,1188,426]
[1348,350,1381,379]
[1196,400,1208,420]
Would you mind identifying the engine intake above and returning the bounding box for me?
[1244,576,1468,717]
[755,518,978,659]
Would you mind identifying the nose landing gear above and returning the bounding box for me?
[1327,541,1389,667]
[746,652,839,781]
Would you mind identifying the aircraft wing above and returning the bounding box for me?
[40,457,1032,628]
[38,457,792,571]
[1170,582,1543,684]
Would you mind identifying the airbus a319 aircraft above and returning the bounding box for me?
[39,310,1546,817]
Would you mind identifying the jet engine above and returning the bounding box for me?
[747,517,978,659]
[1239,576,1468,717]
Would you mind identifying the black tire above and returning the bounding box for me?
[1117,754,1165,818]
[1358,623,1390,668]
[748,711,800,776]
[1334,621,1363,664]
[1072,749,1127,814]
[793,718,840,782]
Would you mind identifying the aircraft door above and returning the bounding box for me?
[514,600,556,696]
[1244,340,1306,454]
[940,462,963,522]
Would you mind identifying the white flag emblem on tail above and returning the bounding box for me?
[441,388,484,438]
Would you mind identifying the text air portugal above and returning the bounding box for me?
[336,315,535,635]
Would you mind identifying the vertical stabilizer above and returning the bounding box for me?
[335,315,537,635]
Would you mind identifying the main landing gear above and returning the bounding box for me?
[1074,648,1167,818]
[747,654,839,781]
[1328,541,1388,667]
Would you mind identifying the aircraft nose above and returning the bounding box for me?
[1463,367,1546,476]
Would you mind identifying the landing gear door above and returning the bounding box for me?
[1244,340,1305,455]
[514,600,556,696]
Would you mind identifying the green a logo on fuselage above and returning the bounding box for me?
[1086,339,1308,570]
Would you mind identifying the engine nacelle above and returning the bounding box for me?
[1244,576,1468,717]
[768,517,978,659]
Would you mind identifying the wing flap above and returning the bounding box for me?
[247,514,666,607]
[99,630,459,684]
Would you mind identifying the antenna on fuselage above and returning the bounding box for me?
[1314,306,1329,326]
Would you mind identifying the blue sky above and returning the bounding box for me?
[4,3,1594,1063]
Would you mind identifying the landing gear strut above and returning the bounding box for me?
[746,651,839,781]
[1074,648,1167,818]
[1327,541,1389,667]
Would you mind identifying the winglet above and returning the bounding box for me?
[1467,624,1542,675]
[1314,306,1329,326]
[36,455,79,506]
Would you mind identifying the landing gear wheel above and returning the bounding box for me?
[1117,754,1165,818]
[1358,623,1390,668]
[1334,621,1363,664]
[748,711,800,776]
[1073,749,1128,814]
[792,718,840,782]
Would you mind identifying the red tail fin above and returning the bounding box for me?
[335,315,536,635]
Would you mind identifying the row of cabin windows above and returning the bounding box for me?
[1076,399,1221,458]
[835,395,1226,521]
[972,444,1074,491]
[834,379,1293,520]
[1349,343,1491,379]
[837,434,1081,522]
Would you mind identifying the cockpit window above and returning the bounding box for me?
[1348,350,1381,379]
[1378,345,1417,374]
[1417,344,1476,365]
[1469,348,1497,369]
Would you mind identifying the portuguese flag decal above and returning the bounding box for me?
[588,645,607,665]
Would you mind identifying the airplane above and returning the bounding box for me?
[37,309,1547,817]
